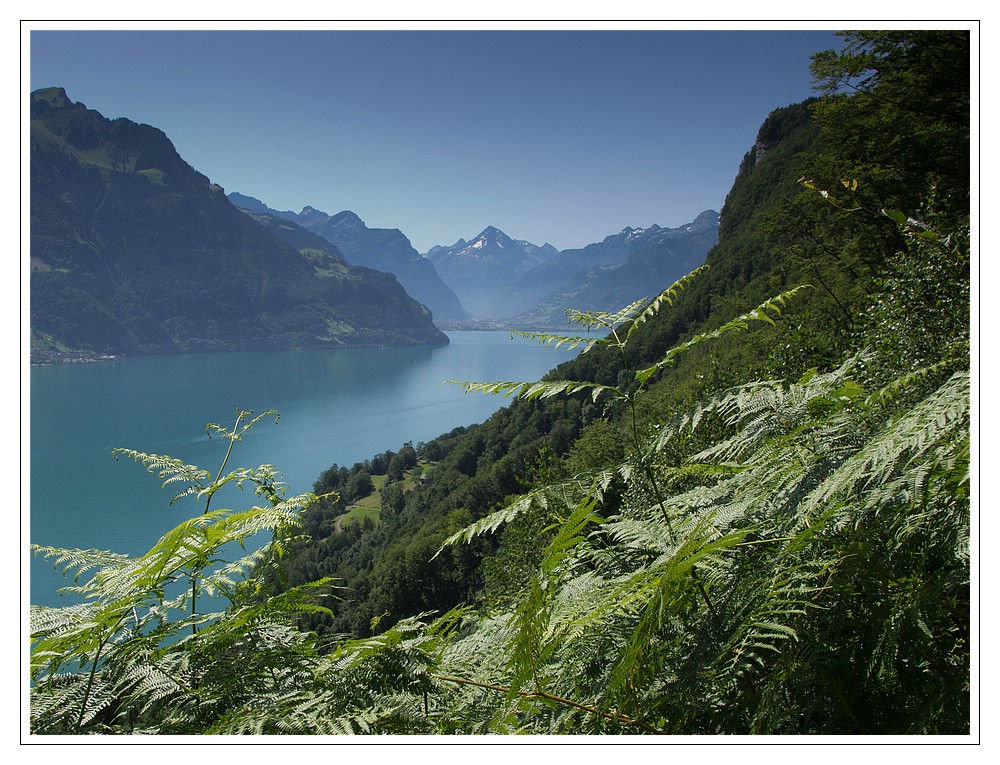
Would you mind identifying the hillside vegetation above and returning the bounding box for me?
[30,31,971,736]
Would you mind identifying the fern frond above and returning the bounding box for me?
[29,672,91,732]
[190,579,338,653]
[510,330,605,354]
[602,516,748,698]
[636,285,813,386]
[713,555,830,688]
[205,463,290,505]
[499,496,605,704]
[205,408,280,442]
[446,378,619,403]
[564,297,650,332]
[31,545,132,584]
[110,448,211,503]
[436,470,616,554]
[804,371,969,514]
[865,357,964,408]
[624,264,710,343]
[29,602,98,641]
[683,356,865,467]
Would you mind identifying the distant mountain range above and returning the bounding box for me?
[425,226,560,317]
[29,85,720,360]
[228,194,469,322]
[421,213,719,324]
[29,87,447,359]
[503,211,720,326]
[229,192,718,327]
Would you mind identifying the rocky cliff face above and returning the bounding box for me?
[30,88,447,359]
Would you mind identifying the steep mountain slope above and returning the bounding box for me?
[425,226,558,317]
[30,88,448,358]
[236,208,373,285]
[236,208,348,263]
[229,194,469,322]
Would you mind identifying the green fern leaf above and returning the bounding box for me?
[510,330,605,354]
[635,285,813,386]
[624,264,710,343]
[446,378,619,403]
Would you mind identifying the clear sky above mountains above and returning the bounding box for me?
[28,25,846,253]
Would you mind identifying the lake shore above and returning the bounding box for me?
[30,350,124,365]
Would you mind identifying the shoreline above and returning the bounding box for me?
[29,351,124,366]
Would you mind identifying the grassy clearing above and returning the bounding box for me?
[339,505,379,529]
[337,469,421,530]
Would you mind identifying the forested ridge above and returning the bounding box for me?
[30,31,972,736]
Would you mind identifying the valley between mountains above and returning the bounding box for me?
[30,86,719,362]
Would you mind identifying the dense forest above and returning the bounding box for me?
[30,31,972,736]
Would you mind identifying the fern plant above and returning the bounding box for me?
[432,262,969,734]
[29,408,336,734]
[30,408,477,735]
[430,364,968,733]
[30,242,969,734]
[447,269,812,542]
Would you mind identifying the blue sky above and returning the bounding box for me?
[28,25,845,253]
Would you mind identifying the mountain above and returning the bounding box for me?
[29,88,448,359]
[228,194,469,322]
[236,207,350,266]
[425,226,559,317]
[507,211,720,326]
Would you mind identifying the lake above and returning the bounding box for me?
[28,331,582,607]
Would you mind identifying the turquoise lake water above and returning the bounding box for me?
[28,331,581,607]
